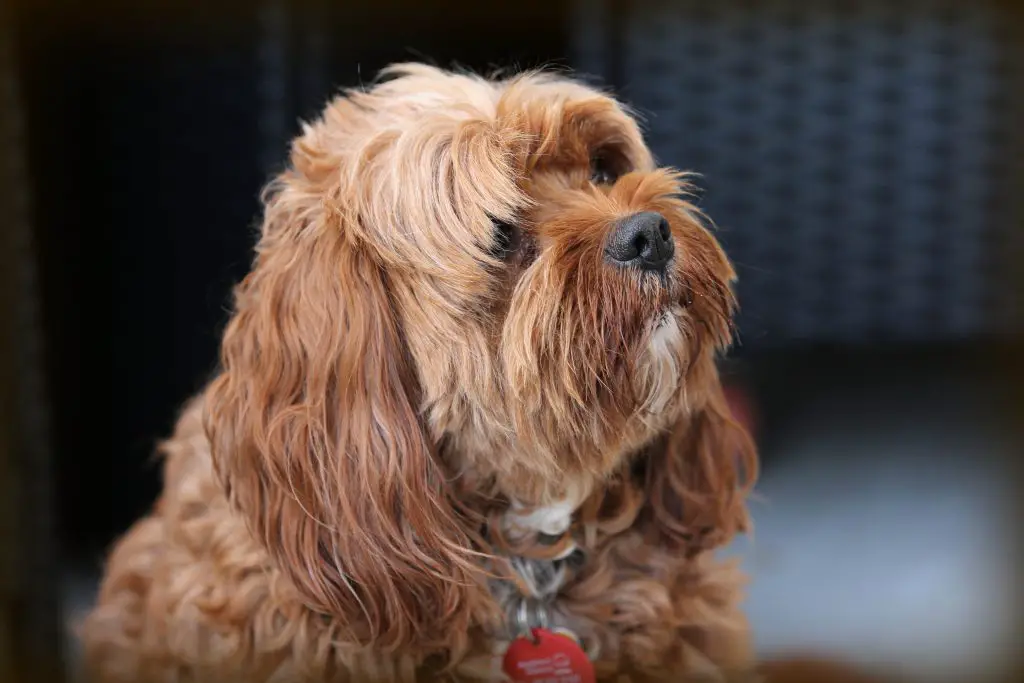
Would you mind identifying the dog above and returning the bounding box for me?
[80,64,762,682]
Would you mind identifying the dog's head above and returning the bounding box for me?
[204,64,755,653]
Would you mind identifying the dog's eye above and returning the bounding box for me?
[590,150,624,186]
[490,218,521,260]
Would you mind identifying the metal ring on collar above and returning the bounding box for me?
[512,598,550,639]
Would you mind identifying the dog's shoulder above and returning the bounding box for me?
[154,394,221,517]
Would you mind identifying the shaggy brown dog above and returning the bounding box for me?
[80,64,761,682]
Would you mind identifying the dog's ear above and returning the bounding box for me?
[639,364,758,555]
[203,133,489,652]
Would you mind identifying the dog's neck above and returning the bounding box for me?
[501,497,581,598]
[486,491,590,647]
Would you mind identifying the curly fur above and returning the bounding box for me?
[80,64,759,683]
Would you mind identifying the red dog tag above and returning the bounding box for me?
[503,628,595,683]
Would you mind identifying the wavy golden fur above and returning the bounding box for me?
[80,64,762,682]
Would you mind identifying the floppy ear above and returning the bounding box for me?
[639,362,758,556]
[202,137,489,652]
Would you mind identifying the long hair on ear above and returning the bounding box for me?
[202,128,492,656]
[639,356,759,557]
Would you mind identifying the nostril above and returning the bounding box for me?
[632,233,649,255]
[658,219,670,242]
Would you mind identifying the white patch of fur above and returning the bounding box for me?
[637,307,686,415]
[505,497,577,537]
[503,480,585,537]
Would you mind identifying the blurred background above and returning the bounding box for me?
[1,0,1022,681]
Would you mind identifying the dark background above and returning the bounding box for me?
[16,0,573,559]
[3,0,1023,678]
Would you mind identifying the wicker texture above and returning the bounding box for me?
[572,0,1022,347]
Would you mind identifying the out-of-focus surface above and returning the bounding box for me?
[727,353,1016,681]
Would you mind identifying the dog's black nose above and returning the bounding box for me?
[606,211,674,273]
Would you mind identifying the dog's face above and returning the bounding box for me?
[205,65,750,651]
[312,66,737,505]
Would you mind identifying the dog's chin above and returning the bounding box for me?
[635,305,689,419]
[652,306,681,334]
